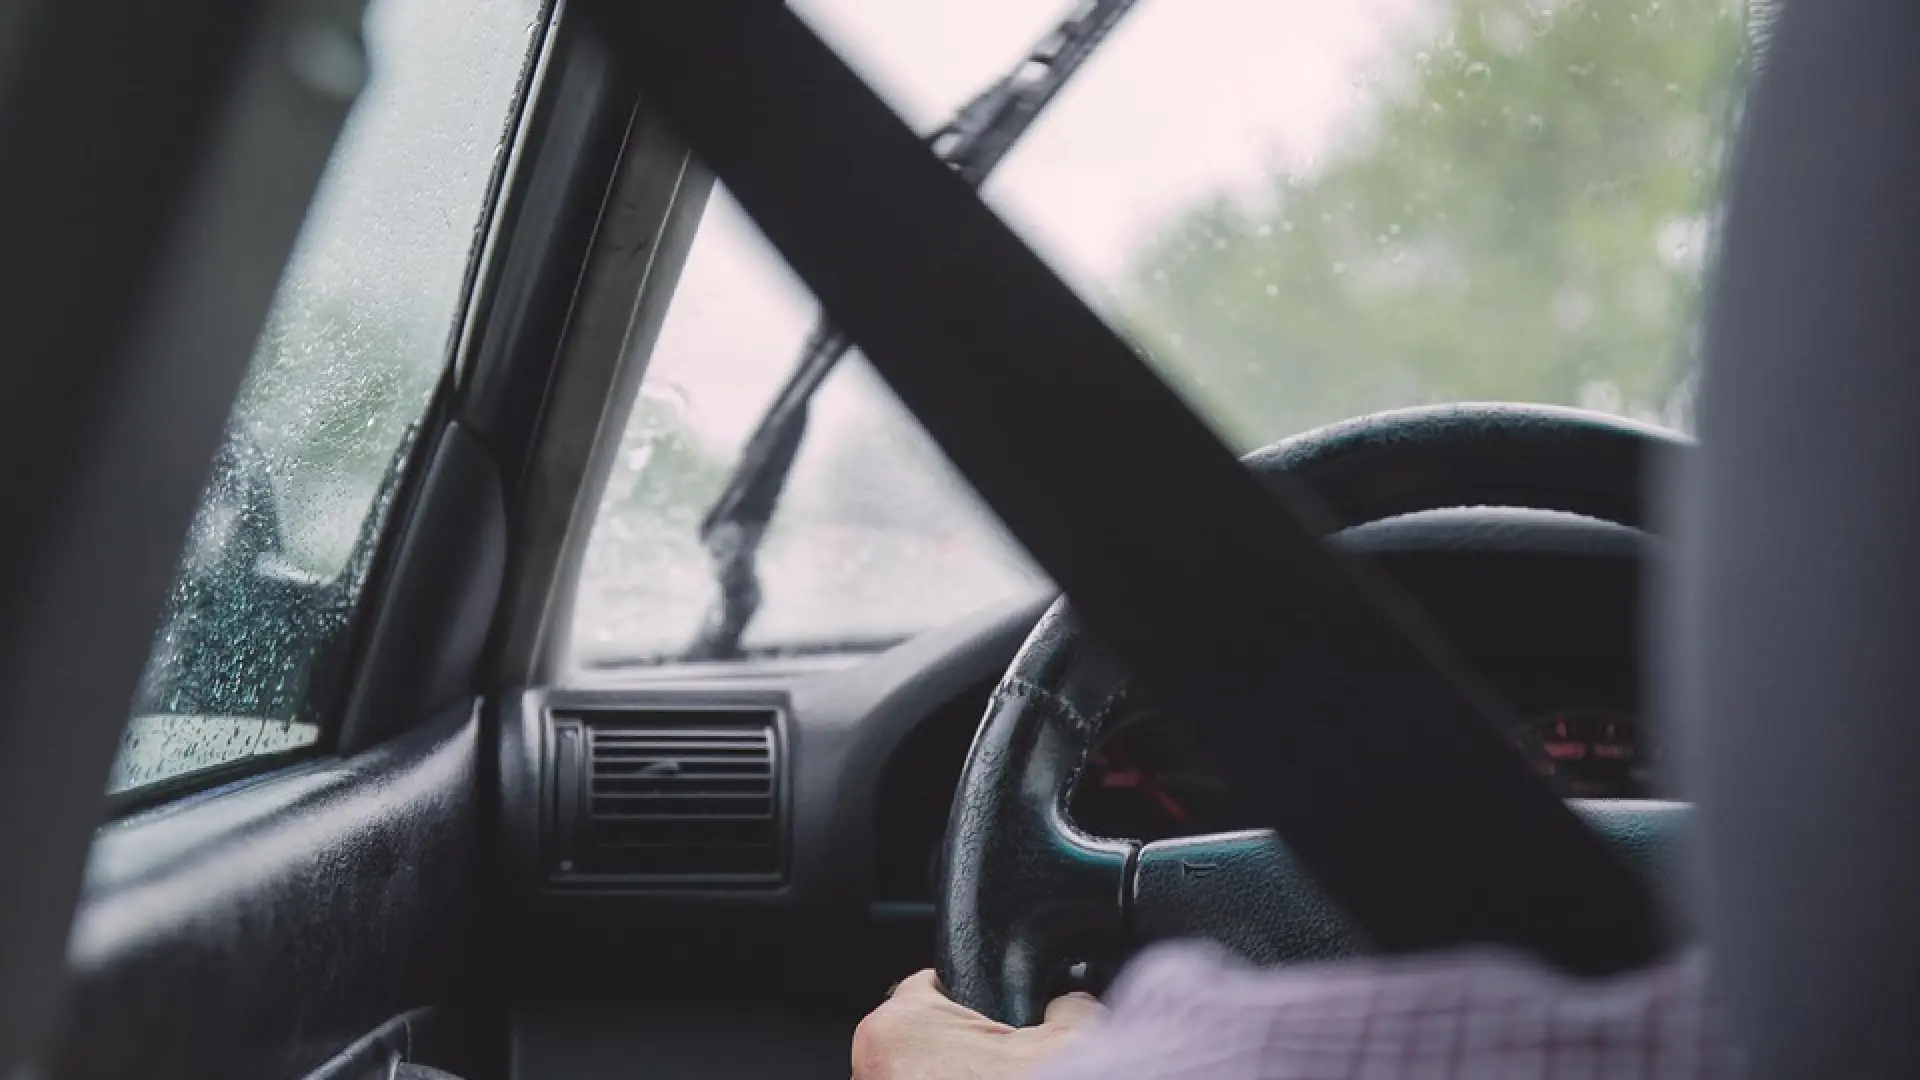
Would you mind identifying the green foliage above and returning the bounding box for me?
[1122,0,1748,451]
[579,0,1754,659]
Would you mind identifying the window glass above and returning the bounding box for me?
[109,0,542,796]
[569,0,1748,669]
[570,195,1046,666]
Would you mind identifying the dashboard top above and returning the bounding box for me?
[508,507,1652,921]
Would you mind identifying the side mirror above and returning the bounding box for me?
[131,430,345,722]
[193,430,288,575]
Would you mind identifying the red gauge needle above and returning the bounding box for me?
[1098,743,1192,823]
[1133,762,1191,823]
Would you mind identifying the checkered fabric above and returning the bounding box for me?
[1036,943,1737,1080]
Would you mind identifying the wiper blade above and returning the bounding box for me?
[686,0,1141,660]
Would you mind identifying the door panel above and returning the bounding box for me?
[57,708,481,1080]
[4,0,665,1070]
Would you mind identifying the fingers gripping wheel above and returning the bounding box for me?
[935,403,1684,1026]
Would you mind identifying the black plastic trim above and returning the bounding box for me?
[58,706,480,1080]
[457,17,636,514]
[507,594,1053,913]
[544,703,788,889]
[338,421,510,752]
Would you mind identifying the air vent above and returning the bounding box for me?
[547,707,783,886]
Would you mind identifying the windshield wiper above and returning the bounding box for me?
[684,0,1141,660]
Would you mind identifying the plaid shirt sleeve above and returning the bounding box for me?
[1033,943,1738,1080]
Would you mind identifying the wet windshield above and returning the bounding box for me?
[568,0,1748,668]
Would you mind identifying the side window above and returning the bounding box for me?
[107,0,543,798]
[568,193,1046,670]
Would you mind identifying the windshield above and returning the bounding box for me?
[569,0,1747,668]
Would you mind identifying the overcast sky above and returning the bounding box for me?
[642,0,1429,448]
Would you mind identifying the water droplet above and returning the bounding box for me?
[1332,261,1348,275]
[1523,114,1545,140]
[1255,224,1273,237]
[1465,61,1492,82]
[1282,221,1294,233]
[1265,284,1279,297]
[1389,223,1402,235]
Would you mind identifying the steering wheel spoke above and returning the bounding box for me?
[1131,802,1692,970]
[1131,830,1365,966]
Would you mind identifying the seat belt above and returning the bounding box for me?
[583,0,1662,974]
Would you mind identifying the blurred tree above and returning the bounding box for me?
[603,386,730,519]
[232,285,440,574]
[1121,0,1748,451]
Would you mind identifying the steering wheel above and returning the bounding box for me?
[935,402,1691,1026]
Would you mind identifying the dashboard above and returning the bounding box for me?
[482,505,1674,1080]
[504,507,1656,987]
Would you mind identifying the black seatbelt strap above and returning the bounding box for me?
[584,0,1661,973]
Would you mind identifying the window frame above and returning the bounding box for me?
[105,0,562,815]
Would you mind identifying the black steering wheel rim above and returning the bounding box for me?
[935,402,1687,1025]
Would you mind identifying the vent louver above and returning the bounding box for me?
[548,707,783,886]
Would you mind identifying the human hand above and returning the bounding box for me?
[851,970,1106,1080]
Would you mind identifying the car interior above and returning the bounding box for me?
[3,0,1917,1076]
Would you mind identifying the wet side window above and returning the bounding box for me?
[107,0,542,798]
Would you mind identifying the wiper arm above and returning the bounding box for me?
[685,0,1142,660]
